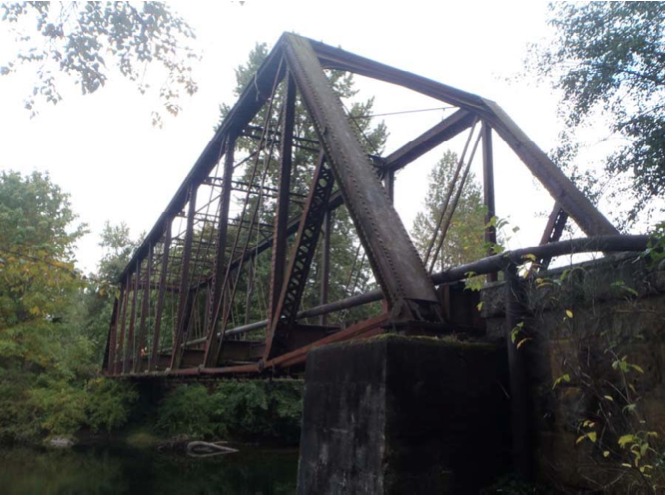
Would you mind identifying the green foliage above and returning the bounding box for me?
[0,2,199,125]
[0,367,40,442]
[0,170,86,328]
[411,151,487,272]
[96,222,139,284]
[0,171,138,443]
[542,264,664,493]
[212,380,303,444]
[77,222,140,363]
[84,378,138,432]
[155,384,219,439]
[155,381,303,444]
[643,221,665,269]
[28,379,88,436]
[529,2,664,226]
[463,271,485,292]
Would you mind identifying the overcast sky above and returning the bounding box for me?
[0,1,617,273]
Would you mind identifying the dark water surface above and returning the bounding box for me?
[0,444,298,494]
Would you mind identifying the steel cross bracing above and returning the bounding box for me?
[104,33,620,379]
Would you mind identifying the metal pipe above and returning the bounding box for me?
[430,234,648,284]
[482,120,497,282]
[504,264,531,478]
[184,234,648,346]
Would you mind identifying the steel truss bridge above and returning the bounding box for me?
[103,33,641,380]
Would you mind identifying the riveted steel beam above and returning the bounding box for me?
[171,185,198,370]
[123,261,140,374]
[306,35,617,238]
[268,73,296,330]
[264,152,334,360]
[203,137,236,367]
[104,297,120,374]
[134,244,152,373]
[115,273,130,375]
[149,223,171,371]
[283,33,441,323]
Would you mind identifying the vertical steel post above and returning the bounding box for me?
[319,209,331,326]
[123,261,140,374]
[115,273,130,375]
[171,184,198,370]
[504,264,531,479]
[385,170,395,204]
[150,222,171,371]
[244,264,254,326]
[106,296,120,374]
[268,73,296,331]
[204,137,235,367]
[134,244,152,373]
[482,120,498,282]
[202,280,211,345]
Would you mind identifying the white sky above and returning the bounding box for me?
[0,1,621,273]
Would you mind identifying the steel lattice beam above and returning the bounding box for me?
[264,152,335,360]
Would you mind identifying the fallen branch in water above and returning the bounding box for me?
[186,441,239,458]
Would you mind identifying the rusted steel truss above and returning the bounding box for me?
[104,33,618,378]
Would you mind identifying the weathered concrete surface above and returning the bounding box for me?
[480,255,665,491]
[297,335,510,494]
[297,255,663,493]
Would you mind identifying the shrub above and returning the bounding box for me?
[155,384,220,439]
[85,377,138,432]
[212,380,303,444]
[28,379,88,436]
[154,380,303,444]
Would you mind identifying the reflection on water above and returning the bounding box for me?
[0,444,298,494]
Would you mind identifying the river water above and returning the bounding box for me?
[0,444,298,494]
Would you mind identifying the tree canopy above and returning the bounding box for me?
[411,151,486,273]
[0,170,85,329]
[0,171,136,442]
[529,2,664,227]
[0,2,199,126]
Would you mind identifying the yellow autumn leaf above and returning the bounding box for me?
[565,309,574,319]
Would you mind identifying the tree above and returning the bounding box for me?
[0,170,86,329]
[0,2,199,126]
[411,151,487,273]
[217,43,388,324]
[529,2,664,227]
[77,221,140,361]
[0,171,136,442]
[95,221,139,284]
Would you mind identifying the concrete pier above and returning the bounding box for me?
[297,335,511,494]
